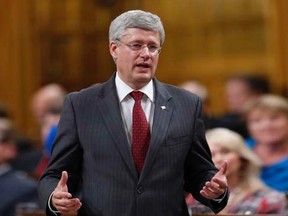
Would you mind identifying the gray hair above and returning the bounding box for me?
[109,10,165,45]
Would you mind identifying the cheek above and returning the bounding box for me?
[153,57,159,67]
[247,121,261,135]
[274,119,288,129]
[226,157,242,175]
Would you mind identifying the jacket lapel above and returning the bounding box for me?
[96,76,138,179]
[140,79,174,181]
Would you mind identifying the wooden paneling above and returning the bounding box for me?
[1,0,288,140]
[32,0,286,115]
[139,0,272,114]
[0,0,41,142]
[266,0,288,95]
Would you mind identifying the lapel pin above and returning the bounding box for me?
[161,106,166,110]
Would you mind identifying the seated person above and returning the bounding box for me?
[209,74,270,139]
[0,118,41,216]
[186,128,287,215]
[0,102,39,174]
[244,94,288,192]
[178,80,214,129]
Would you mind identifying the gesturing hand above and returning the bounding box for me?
[200,161,228,200]
[51,171,82,215]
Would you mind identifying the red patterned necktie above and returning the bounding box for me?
[130,91,150,174]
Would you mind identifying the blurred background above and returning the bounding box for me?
[1,0,288,145]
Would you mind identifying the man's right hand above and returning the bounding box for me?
[51,171,82,214]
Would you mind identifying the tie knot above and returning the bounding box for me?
[130,91,143,101]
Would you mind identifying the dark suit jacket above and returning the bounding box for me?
[0,168,40,216]
[38,74,228,216]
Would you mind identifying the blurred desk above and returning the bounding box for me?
[193,215,287,216]
[18,211,76,216]
[17,210,45,216]
[18,213,288,216]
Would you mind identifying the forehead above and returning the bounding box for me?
[121,28,160,42]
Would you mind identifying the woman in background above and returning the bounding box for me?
[245,94,288,192]
[186,127,287,215]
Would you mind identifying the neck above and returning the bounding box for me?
[227,174,240,190]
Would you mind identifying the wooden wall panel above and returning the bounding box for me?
[0,0,41,142]
[33,0,122,91]
[138,0,271,114]
[1,0,288,140]
[266,0,288,95]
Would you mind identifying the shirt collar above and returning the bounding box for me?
[115,72,154,102]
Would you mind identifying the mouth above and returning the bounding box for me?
[135,63,151,69]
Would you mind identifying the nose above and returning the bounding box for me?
[139,46,151,56]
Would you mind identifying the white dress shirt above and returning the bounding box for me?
[115,72,155,147]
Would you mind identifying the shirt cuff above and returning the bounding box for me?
[212,187,228,203]
[48,191,61,216]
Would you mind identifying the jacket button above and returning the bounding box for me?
[137,185,143,194]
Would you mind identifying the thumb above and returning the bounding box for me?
[58,171,68,191]
[219,160,228,175]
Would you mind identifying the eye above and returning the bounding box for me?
[130,44,143,50]
[148,45,158,52]
[220,149,230,155]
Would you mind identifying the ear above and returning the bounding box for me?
[109,41,118,62]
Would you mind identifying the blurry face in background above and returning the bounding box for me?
[209,142,241,178]
[225,80,254,114]
[247,108,288,145]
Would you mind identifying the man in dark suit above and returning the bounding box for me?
[0,118,40,216]
[38,10,229,216]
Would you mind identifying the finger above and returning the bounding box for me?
[58,171,69,191]
[219,160,228,175]
[200,187,219,199]
[53,191,72,199]
[212,177,227,188]
[57,198,81,208]
[65,199,82,211]
[208,184,225,197]
[55,198,82,213]
[205,181,219,190]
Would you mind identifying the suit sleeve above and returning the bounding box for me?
[38,93,83,213]
[183,97,229,213]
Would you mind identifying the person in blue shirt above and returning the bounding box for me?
[244,94,288,192]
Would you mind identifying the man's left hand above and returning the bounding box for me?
[200,161,228,200]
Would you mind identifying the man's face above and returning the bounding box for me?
[110,28,161,90]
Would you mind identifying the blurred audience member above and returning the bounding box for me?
[0,118,40,216]
[244,94,288,192]
[179,80,209,112]
[179,80,214,129]
[31,83,67,141]
[186,128,287,215]
[0,101,38,174]
[210,74,270,139]
[30,83,67,178]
